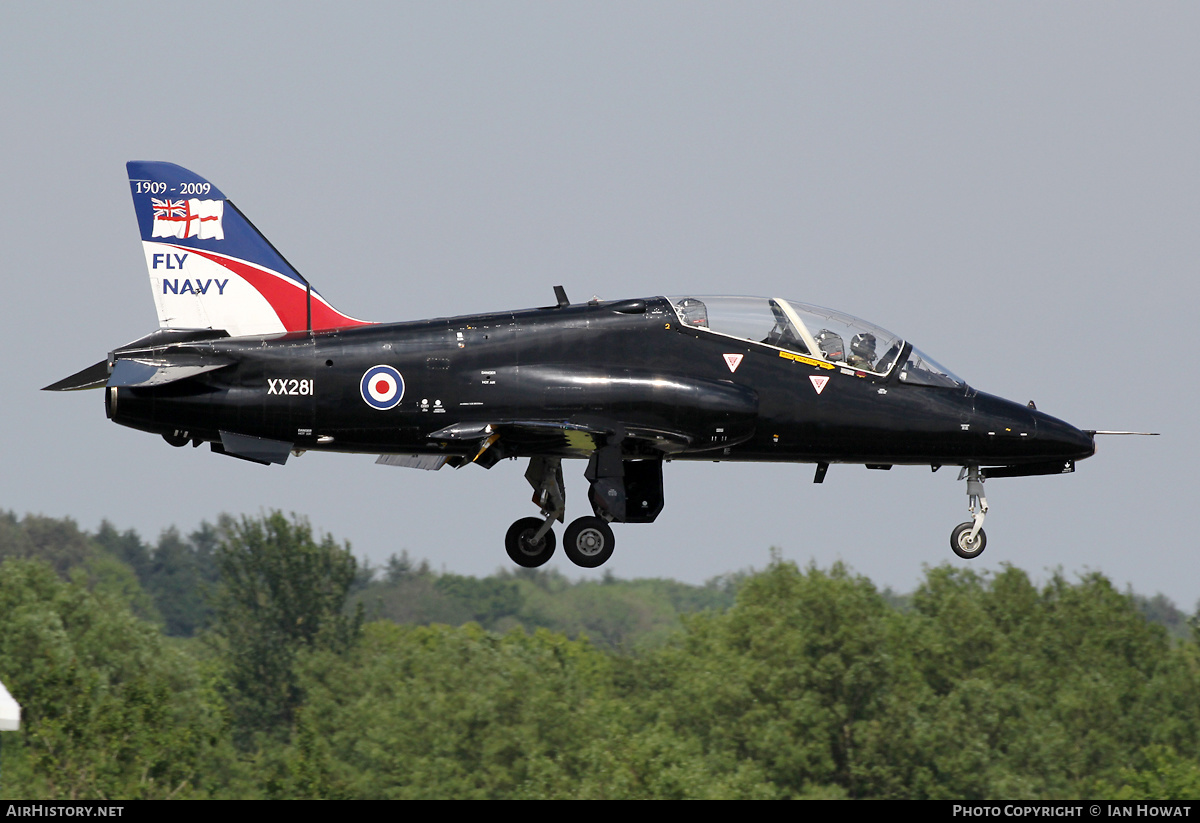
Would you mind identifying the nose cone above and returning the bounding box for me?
[971,391,1095,464]
[1034,409,1096,462]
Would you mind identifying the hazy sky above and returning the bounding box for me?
[1,3,1194,605]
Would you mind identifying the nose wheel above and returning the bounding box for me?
[950,521,987,559]
[951,465,988,559]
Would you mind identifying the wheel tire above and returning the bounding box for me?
[563,516,615,568]
[505,517,555,568]
[950,522,987,559]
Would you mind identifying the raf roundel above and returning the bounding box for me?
[360,365,405,410]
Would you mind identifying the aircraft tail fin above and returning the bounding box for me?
[127,162,371,337]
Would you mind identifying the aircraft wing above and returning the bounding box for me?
[376,419,695,472]
[423,418,707,464]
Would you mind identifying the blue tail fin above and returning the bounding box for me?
[127,161,369,336]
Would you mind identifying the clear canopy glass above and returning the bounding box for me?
[667,295,964,387]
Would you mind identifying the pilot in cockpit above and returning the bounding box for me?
[676,298,708,328]
[847,333,877,369]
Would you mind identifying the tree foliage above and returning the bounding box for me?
[355,557,738,650]
[212,512,361,745]
[623,560,1195,799]
[0,512,219,636]
[0,560,223,799]
[3,509,1200,799]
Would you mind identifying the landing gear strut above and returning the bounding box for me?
[505,457,566,568]
[504,455,628,568]
[951,465,988,559]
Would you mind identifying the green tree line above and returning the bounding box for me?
[0,510,1198,799]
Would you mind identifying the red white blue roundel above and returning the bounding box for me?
[360,365,404,410]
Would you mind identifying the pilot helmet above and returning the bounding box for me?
[851,333,877,360]
[815,329,844,361]
[676,298,708,328]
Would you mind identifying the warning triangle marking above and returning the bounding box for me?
[723,354,743,373]
[809,375,829,394]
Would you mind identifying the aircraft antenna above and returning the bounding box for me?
[1085,431,1160,436]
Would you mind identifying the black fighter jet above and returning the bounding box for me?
[47,162,1128,569]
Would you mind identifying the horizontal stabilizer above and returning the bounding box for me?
[213,431,292,465]
[376,454,448,471]
[43,360,109,391]
[114,327,231,351]
[107,358,230,388]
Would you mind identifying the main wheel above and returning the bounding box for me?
[505,517,555,568]
[563,516,615,568]
[950,522,987,559]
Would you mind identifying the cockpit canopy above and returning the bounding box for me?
[667,295,964,388]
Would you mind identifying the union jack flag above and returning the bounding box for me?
[151,198,187,218]
[150,197,224,240]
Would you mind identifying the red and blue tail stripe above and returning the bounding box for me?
[128,161,370,337]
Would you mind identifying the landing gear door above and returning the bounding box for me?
[588,458,664,524]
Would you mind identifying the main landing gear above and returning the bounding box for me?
[951,465,988,559]
[503,452,665,569]
[562,516,615,568]
[505,517,556,568]
[504,455,622,569]
[505,457,566,568]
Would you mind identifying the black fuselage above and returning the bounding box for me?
[106,296,1095,471]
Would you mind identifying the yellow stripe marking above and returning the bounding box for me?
[778,351,835,370]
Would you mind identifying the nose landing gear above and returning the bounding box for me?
[951,465,988,559]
